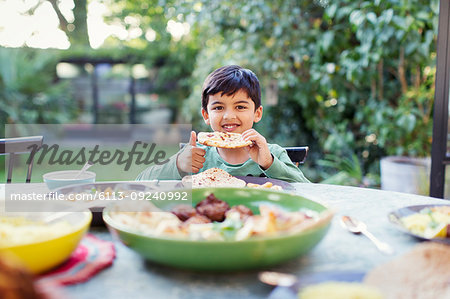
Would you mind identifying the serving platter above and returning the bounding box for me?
[103,187,333,271]
[388,204,450,244]
[52,179,295,225]
[177,175,295,190]
[53,182,157,225]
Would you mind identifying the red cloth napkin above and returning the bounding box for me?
[37,234,115,286]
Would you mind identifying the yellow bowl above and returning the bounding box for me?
[0,211,92,274]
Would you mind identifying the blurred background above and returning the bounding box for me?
[0,0,448,196]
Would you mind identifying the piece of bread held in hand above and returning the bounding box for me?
[197,132,252,149]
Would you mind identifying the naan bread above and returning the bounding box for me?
[247,182,282,190]
[182,168,246,188]
[197,132,252,148]
[364,242,450,299]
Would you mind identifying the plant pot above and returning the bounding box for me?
[380,156,431,195]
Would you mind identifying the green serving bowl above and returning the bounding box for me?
[103,187,333,271]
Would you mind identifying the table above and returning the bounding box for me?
[56,183,447,299]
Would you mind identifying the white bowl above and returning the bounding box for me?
[43,170,96,190]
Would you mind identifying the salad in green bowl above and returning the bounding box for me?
[103,187,333,271]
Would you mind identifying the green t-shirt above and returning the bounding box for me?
[136,143,309,183]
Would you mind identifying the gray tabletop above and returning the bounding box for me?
[62,183,447,299]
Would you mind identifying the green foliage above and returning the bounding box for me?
[166,0,438,179]
[1,1,438,185]
[317,153,379,187]
[363,69,435,156]
[0,47,78,132]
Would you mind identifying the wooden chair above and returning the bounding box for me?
[0,136,44,183]
[179,143,309,166]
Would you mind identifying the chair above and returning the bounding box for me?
[179,143,309,166]
[284,146,309,166]
[0,136,44,183]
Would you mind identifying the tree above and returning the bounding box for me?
[30,0,90,47]
[104,0,200,122]
[174,0,438,174]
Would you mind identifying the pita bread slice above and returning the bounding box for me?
[363,242,450,299]
[197,132,252,148]
[182,168,246,188]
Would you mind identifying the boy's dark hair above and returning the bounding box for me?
[201,65,261,111]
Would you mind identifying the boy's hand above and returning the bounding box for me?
[176,131,206,174]
[242,129,273,170]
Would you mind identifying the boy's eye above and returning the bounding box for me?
[236,105,247,110]
[212,106,223,110]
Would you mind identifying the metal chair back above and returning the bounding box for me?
[0,136,44,183]
[284,146,309,166]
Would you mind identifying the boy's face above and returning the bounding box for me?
[202,89,262,134]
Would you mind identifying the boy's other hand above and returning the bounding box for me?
[242,129,273,170]
[176,131,206,174]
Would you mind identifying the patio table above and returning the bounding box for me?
[65,182,448,299]
[1,182,449,298]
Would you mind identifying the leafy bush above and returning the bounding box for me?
[170,0,438,182]
[1,1,438,185]
[0,47,78,132]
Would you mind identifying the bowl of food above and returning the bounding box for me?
[52,182,156,226]
[103,187,333,271]
[43,170,96,190]
[388,204,450,243]
[0,210,92,274]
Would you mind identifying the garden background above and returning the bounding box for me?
[0,0,446,192]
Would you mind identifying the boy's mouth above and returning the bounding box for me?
[222,124,239,132]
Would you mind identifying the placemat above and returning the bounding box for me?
[37,234,115,286]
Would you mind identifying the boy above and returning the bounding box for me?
[137,65,309,183]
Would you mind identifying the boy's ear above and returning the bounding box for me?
[201,108,210,125]
[253,106,263,123]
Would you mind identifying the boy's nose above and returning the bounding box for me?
[223,109,236,120]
